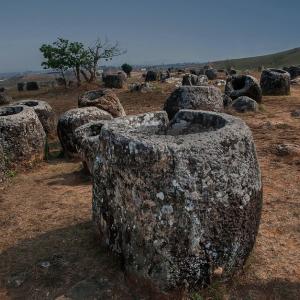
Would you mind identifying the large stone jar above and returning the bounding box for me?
[75,112,168,174]
[93,110,262,290]
[57,107,112,158]
[0,105,46,164]
[225,75,262,103]
[164,86,223,120]
[13,99,56,135]
[260,68,290,96]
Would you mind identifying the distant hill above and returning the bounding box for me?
[207,47,300,71]
[148,47,300,71]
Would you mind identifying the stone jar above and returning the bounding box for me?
[260,68,290,96]
[93,110,262,290]
[0,105,46,164]
[13,99,56,135]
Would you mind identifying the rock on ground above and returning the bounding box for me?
[164,85,223,120]
[0,105,46,164]
[13,99,56,135]
[291,110,300,118]
[78,89,126,117]
[103,74,126,89]
[26,81,39,91]
[57,107,113,158]
[0,92,12,106]
[93,110,262,290]
[260,69,291,96]
[225,75,262,103]
[182,74,208,86]
[231,96,258,112]
[145,70,161,81]
[283,65,300,79]
[128,82,153,93]
[205,68,218,80]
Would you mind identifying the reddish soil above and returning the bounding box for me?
[0,76,299,299]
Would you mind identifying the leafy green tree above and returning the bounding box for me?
[121,63,133,77]
[67,41,89,86]
[40,38,69,87]
[40,37,125,86]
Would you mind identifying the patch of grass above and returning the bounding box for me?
[193,281,228,300]
[6,169,17,178]
[210,47,300,71]
[258,103,267,112]
[190,292,204,300]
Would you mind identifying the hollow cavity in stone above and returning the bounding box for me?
[0,106,23,117]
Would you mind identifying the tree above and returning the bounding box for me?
[121,63,133,77]
[67,41,89,86]
[40,37,125,86]
[40,38,69,87]
[83,39,126,82]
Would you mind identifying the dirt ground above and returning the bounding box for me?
[0,76,299,299]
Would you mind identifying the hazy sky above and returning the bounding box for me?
[0,0,299,72]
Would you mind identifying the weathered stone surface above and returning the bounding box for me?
[145,70,161,82]
[103,74,125,89]
[291,110,300,118]
[0,105,46,164]
[260,69,291,96]
[0,144,7,182]
[225,75,262,103]
[229,68,237,75]
[74,121,109,174]
[190,69,205,76]
[231,96,258,112]
[164,86,223,120]
[13,99,56,134]
[75,112,168,174]
[78,89,126,117]
[57,107,112,158]
[0,92,12,105]
[271,143,300,157]
[223,94,232,107]
[93,109,262,290]
[182,74,208,86]
[283,66,300,79]
[205,68,218,80]
[129,82,153,93]
[26,81,39,91]
[291,78,300,85]
[117,71,127,81]
[17,82,24,91]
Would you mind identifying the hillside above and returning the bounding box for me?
[210,47,300,71]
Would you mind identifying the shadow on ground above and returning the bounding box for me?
[0,222,174,300]
[1,221,299,299]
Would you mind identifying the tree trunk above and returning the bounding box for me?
[81,70,90,82]
[60,69,67,88]
[75,65,81,86]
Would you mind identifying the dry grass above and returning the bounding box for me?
[0,74,300,299]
